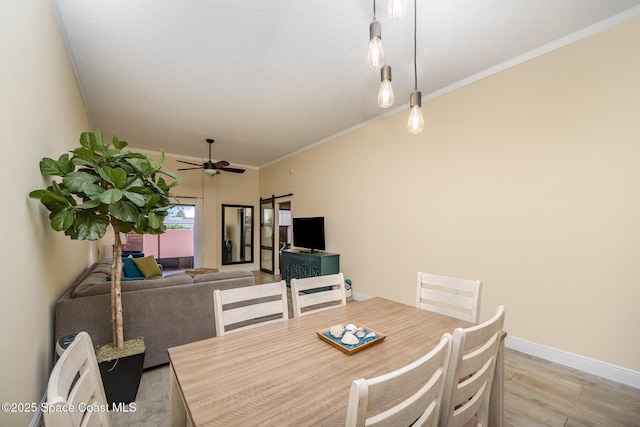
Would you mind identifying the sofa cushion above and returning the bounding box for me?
[192,270,255,283]
[93,262,113,275]
[122,257,144,278]
[133,256,162,278]
[72,272,110,297]
[73,274,194,298]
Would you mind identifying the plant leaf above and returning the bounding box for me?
[88,129,103,151]
[63,171,100,193]
[29,188,70,207]
[99,188,123,204]
[83,184,105,200]
[39,158,61,176]
[148,211,162,229]
[117,221,135,233]
[29,189,55,200]
[144,194,161,209]
[57,154,75,175]
[125,177,144,190]
[50,181,73,203]
[79,132,91,150]
[112,134,128,150]
[51,208,74,231]
[71,148,96,165]
[109,200,138,223]
[73,211,109,240]
[98,166,127,189]
[122,190,146,207]
[163,169,181,180]
[134,215,148,230]
[156,151,166,168]
[76,199,102,209]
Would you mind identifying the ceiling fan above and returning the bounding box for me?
[176,139,245,176]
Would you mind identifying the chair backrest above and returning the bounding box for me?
[345,333,452,427]
[439,305,506,427]
[416,272,482,323]
[44,331,111,427]
[290,273,346,317]
[213,280,289,336]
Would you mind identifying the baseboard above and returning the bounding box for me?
[351,291,371,302]
[506,336,640,389]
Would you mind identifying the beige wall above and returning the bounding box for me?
[260,17,640,371]
[0,0,93,424]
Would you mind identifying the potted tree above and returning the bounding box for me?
[30,129,180,404]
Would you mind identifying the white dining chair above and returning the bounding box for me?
[44,331,111,427]
[213,280,289,336]
[345,333,452,427]
[290,273,346,317]
[439,305,506,427]
[416,272,482,323]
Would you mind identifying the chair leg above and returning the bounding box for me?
[488,332,506,427]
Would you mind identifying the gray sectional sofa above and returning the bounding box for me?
[55,258,255,368]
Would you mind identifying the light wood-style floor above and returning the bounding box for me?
[112,271,640,426]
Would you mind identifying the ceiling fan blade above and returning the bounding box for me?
[219,167,246,174]
[176,160,203,167]
[177,167,204,171]
[214,160,230,168]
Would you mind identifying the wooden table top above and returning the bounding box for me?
[168,297,471,426]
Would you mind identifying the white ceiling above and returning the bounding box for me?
[53,1,640,168]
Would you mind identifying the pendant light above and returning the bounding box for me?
[378,65,394,108]
[407,0,424,134]
[408,91,424,133]
[367,1,384,69]
[388,0,407,20]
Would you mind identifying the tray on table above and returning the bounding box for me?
[316,322,386,355]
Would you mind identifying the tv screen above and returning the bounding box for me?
[293,217,325,252]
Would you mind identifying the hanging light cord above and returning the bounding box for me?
[413,0,417,90]
[373,0,377,20]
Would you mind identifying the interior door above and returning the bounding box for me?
[259,197,275,273]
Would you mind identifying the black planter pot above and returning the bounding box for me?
[98,351,145,406]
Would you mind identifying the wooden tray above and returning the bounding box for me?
[316,322,386,355]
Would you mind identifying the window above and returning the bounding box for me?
[122,205,195,270]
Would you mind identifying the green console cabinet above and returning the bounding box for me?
[281,249,340,286]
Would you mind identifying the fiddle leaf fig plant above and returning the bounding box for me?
[30,129,181,349]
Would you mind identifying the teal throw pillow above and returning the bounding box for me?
[122,257,144,278]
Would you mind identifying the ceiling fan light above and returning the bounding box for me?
[204,169,218,176]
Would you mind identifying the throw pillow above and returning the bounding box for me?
[122,257,144,278]
[133,256,162,278]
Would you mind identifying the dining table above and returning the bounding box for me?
[168,296,505,426]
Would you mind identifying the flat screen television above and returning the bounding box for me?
[292,217,325,252]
